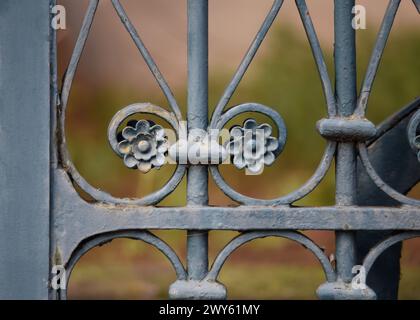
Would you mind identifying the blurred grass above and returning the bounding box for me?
[399,267,420,300]
[66,27,420,299]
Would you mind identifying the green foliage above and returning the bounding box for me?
[357,30,420,124]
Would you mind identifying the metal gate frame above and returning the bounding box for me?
[0,0,419,299]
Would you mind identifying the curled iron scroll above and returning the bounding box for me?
[358,143,420,207]
[59,230,187,300]
[207,0,337,205]
[206,231,336,283]
[209,102,337,205]
[358,107,420,209]
[58,0,186,205]
[362,231,420,277]
[407,108,420,161]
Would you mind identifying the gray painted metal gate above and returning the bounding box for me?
[0,0,420,299]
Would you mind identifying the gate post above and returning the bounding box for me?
[318,0,374,299]
[0,0,52,299]
[333,0,358,285]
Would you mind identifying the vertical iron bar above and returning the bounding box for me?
[334,0,357,282]
[50,0,59,299]
[186,0,209,281]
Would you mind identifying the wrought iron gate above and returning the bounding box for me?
[0,0,419,299]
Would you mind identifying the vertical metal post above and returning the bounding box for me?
[186,0,209,281]
[0,0,52,298]
[334,0,357,282]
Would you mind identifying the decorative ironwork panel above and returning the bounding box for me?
[50,0,420,300]
[0,0,419,300]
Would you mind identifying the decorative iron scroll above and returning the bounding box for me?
[408,109,420,162]
[54,0,420,300]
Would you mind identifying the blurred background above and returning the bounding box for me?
[58,0,420,299]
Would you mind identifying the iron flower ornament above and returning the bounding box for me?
[407,109,420,163]
[226,119,279,174]
[117,120,168,173]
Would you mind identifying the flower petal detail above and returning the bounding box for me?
[233,153,246,169]
[230,126,243,138]
[117,118,169,172]
[257,123,272,137]
[414,135,420,149]
[136,120,150,133]
[264,151,275,165]
[150,125,165,140]
[122,127,137,141]
[137,161,152,173]
[227,119,281,173]
[243,131,264,160]
[254,131,265,158]
[244,119,257,130]
[117,140,131,155]
[123,154,138,168]
[226,139,242,156]
[133,148,154,161]
[247,160,264,174]
[157,140,169,153]
[266,137,279,152]
[151,153,166,167]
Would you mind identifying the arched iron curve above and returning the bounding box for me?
[206,231,336,283]
[108,103,180,156]
[59,230,187,300]
[358,142,420,206]
[213,103,287,158]
[407,108,420,154]
[363,231,420,276]
[210,103,336,205]
[206,0,338,206]
[58,0,186,205]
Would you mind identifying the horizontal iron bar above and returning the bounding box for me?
[62,203,420,231]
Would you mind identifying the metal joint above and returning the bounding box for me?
[317,281,376,300]
[317,118,377,142]
[169,280,227,300]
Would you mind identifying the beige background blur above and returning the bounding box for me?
[59,0,418,90]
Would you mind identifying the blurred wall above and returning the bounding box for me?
[58,0,419,91]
